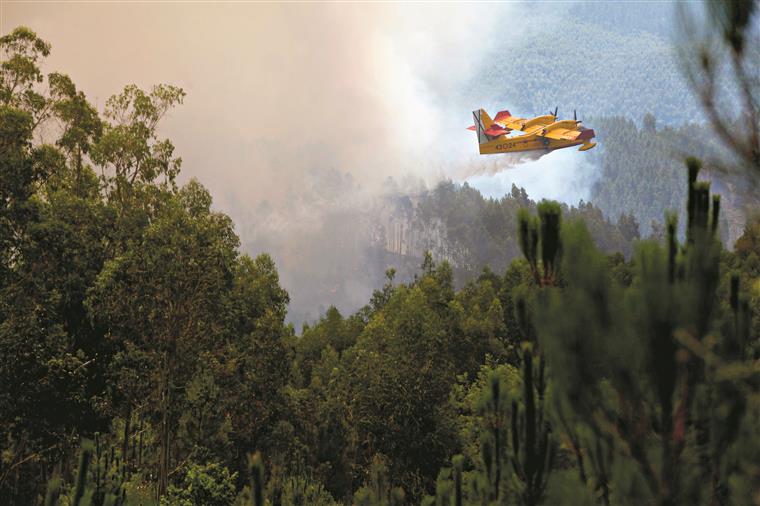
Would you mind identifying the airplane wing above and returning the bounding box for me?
[495,113,555,133]
[522,123,552,135]
[467,109,553,133]
[540,127,596,141]
[541,128,581,141]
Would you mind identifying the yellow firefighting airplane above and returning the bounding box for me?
[468,107,597,155]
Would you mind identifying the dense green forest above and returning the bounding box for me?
[588,115,748,241]
[2,3,760,504]
[259,172,641,328]
[300,118,740,327]
[379,181,640,278]
[237,1,747,327]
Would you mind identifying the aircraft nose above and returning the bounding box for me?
[578,128,595,141]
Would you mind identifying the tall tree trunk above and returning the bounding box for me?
[158,349,170,498]
[122,405,131,479]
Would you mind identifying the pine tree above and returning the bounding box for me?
[353,457,405,506]
[509,344,554,506]
[249,452,265,506]
[534,157,756,505]
[44,439,126,506]
[477,370,510,503]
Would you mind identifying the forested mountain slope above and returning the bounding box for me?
[568,1,678,38]
[274,113,750,326]
[246,111,749,327]
[282,181,640,326]
[466,5,702,125]
[380,181,639,274]
[588,115,747,241]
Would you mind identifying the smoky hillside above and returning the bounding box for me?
[3,1,750,327]
[463,2,739,124]
[264,178,641,326]
[246,2,752,326]
[276,127,749,327]
[3,0,760,503]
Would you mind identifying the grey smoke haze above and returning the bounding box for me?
[464,149,599,204]
[2,2,597,324]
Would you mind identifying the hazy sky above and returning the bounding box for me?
[1,1,593,202]
[2,1,599,321]
[2,2,523,206]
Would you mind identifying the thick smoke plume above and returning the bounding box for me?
[3,3,593,324]
[456,151,549,179]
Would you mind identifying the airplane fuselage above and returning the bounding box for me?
[478,134,587,155]
[470,109,597,155]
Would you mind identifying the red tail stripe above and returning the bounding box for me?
[485,127,509,136]
[493,110,512,122]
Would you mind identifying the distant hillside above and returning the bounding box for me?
[466,7,703,126]
[280,180,640,327]
[378,181,639,276]
[566,1,680,38]
[272,112,749,327]
[588,115,747,242]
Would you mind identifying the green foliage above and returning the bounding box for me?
[49,72,102,181]
[0,37,107,500]
[588,116,741,240]
[353,458,405,506]
[44,439,127,506]
[405,182,638,284]
[535,158,755,505]
[509,345,554,506]
[343,278,459,500]
[425,155,760,505]
[162,462,237,506]
[518,201,562,286]
[445,348,554,506]
[0,26,51,122]
[278,476,339,506]
[92,83,185,191]
[249,453,265,506]
[477,369,512,503]
[680,0,759,174]
[0,26,294,503]
[4,17,760,506]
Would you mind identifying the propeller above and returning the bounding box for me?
[574,109,585,127]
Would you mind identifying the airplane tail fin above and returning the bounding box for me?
[472,109,494,145]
